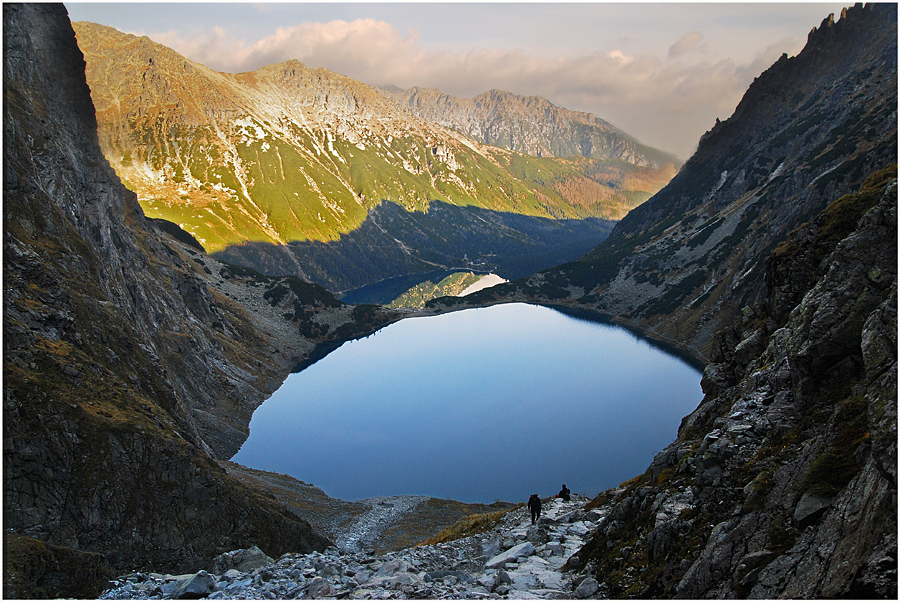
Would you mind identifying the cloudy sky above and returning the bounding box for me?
[65,2,851,159]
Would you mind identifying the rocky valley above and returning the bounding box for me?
[4,2,897,600]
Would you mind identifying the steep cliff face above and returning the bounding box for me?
[465,3,896,360]
[3,4,398,596]
[383,86,681,168]
[566,167,897,598]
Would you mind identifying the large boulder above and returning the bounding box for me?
[484,542,535,569]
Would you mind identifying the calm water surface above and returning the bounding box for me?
[232,303,702,503]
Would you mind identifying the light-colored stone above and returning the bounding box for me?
[485,542,535,569]
[172,571,216,599]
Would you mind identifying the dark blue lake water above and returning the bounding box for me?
[232,303,703,504]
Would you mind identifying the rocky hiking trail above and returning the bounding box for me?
[335,496,431,553]
[100,494,609,599]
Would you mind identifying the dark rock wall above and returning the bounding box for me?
[4,4,334,595]
[569,169,897,598]
[493,3,897,361]
[615,3,897,355]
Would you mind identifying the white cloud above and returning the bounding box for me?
[668,31,704,58]
[607,50,634,65]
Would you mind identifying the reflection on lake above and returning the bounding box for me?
[232,303,703,503]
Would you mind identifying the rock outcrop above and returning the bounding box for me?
[3,4,399,597]
[428,5,897,596]
[566,167,897,598]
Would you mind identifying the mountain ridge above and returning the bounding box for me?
[381,85,681,167]
[5,3,897,599]
[444,2,897,362]
[565,166,897,597]
[72,20,677,291]
[422,4,897,596]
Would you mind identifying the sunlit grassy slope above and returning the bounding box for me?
[74,21,677,254]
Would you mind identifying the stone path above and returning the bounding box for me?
[334,496,430,552]
[100,494,609,599]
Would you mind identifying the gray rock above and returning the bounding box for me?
[574,576,599,598]
[375,558,409,577]
[426,570,472,584]
[211,546,274,574]
[485,542,535,569]
[304,577,334,598]
[558,510,585,523]
[477,538,500,559]
[224,578,253,591]
[737,550,778,571]
[526,524,551,545]
[794,493,834,528]
[172,571,216,599]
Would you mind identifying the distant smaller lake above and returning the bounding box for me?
[232,303,703,504]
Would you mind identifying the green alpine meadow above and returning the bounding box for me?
[74,21,678,274]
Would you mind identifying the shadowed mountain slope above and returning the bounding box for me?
[3,4,403,596]
[446,3,897,362]
[424,4,897,597]
[213,200,616,293]
[567,165,897,598]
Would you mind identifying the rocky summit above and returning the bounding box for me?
[381,86,680,168]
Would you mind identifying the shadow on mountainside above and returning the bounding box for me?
[211,200,616,294]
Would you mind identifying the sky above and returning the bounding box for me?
[64,2,853,159]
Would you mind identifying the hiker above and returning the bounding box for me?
[557,484,571,502]
[528,494,542,524]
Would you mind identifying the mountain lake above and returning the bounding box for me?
[232,303,703,504]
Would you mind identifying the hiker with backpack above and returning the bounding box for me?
[527,493,542,524]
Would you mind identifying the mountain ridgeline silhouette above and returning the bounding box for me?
[447,2,897,360]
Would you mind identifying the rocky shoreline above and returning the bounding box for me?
[100,495,604,600]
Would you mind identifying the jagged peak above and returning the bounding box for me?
[697,1,895,157]
[806,2,891,42]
